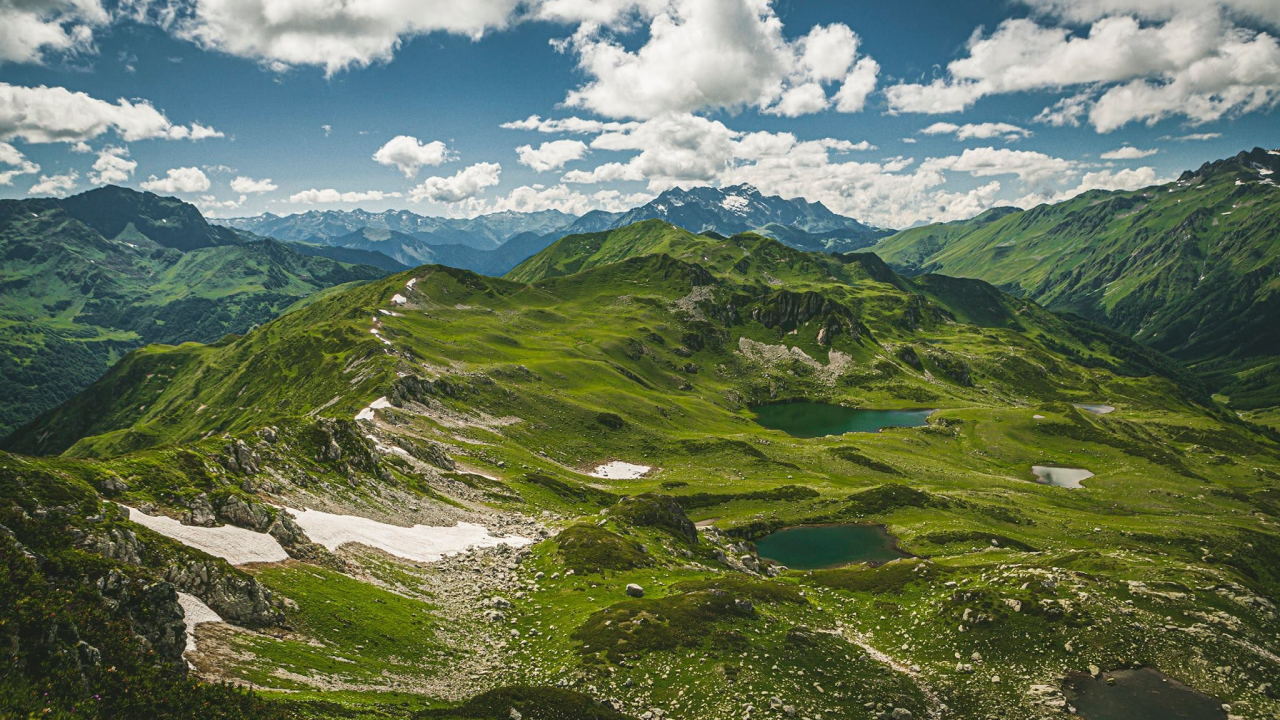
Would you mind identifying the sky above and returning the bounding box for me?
[0,0,1277,229]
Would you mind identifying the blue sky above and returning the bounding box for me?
[0,0,1277,227]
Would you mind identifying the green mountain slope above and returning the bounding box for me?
[873,147,1280,412]
[0,187,388,436]
[3,218,1279,719]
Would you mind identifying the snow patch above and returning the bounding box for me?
[1073,403,1115,415]
[177,592,223,653]
[125,506,288,565]
[283,507,531,563]
[391,294,407,305]
[406,277,417,289]
[720,195,749,214]
[355,396,391,422]
[589,461,651,479]
[370,328,392,346]
[378,309,401,316]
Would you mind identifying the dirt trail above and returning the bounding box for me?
[829,625,948,719]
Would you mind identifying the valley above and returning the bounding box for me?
[3,210,1279,719]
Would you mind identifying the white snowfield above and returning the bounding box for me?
[125,506,288,565]
[283,506,532,563]
[590,461,651,479]
[177,592,223,653]
[391,293,407,305]
[355,396,392,421]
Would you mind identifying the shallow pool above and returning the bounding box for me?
[755,524,910,569]
[1063,668,1227,720]
[751,402,933,438]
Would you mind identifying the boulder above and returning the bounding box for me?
[626,583,645,598]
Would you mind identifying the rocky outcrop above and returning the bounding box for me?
[183,493,217,527]
[221,439,260,475]
[610,494,698,544]
[165,561,284,628]
[96,569,187,672]
[217,495,273,532]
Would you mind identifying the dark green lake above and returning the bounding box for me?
[750,403,934,438]
[1063,668,1227,720]
[755,524,909,570]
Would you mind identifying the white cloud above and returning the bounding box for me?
[920,147,1077,184]
[0,142,40,185]
[833,57,879,113]
[501,115,640,134]
[372,135,454,178]
[1100,146,1158,159]
[409,162,502,203]
[886,10,1280,131]
[1017,0,1280,29]
[901,137,917,144]
[88,145,136,185]
[920,122,1032,141]
[288,188,404,204]
[69,140,92,153]
[562,0,878,119]
[516,139,589,172]
[0,82,222,143]
[0,0,107,65]
[1034,93,1093,127]
[29,169,78,197]
[140,166,211,194]
[173,0,525,75]
[1162,132,1223,141]
[230,175,277,193]
[448,183,653,217]
[194,193,247,215]
[1015,166,1169,206]
[564,112,738,189]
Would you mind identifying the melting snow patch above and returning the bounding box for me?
[590,461,651,479]
[177,592,223,653]
[125,506,288,565]
[283,507,531,563]
[721,195,749,214]
[391,294,407,305]
[378,309,401,316]
[370,328,392,346]
[406,277,417,289]
[355,396,391,422]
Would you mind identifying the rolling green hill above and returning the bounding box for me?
[0,186,388,436]
[3,218,1279,720]
[873,148,1280,415]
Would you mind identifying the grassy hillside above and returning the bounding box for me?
[3,219,1279,719]
[0,188,387,436]
[873,148,1280,413]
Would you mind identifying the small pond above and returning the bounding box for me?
[1075,403,1116,415]
[1032,465,1095,489]
[751,402,934,438]
[1063,668,1227,720]
[755,524,910,570]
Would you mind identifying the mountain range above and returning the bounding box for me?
[872,147,1280,420]
[6,207,1279,720]
[0,186,388,436]
[218,184,892,277]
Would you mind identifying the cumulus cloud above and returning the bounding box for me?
[29,169,78,196]
[501,115,640,134]
[140,166,211,194]
[562,0,878,119]
[833,57,880,113]
[1100,146,1158,159]
[920,122,1032,141]
[886,9,1280,131]
[1017,0,1280,29]
[0,142,40,185]
[288,188,403,204]
[194,193,247,215]
[920,147,1077,184]
[448,183,653,217]
[172,0,525,75]
[516,139,588,172]
[372,135,454,178]
[88,145,136,185]
[0,83,222,143]
[409,162,502,203]
[230,175,277,193]
[0,0,107,65]
[1015,166,1169,206]
[563,113,738,189]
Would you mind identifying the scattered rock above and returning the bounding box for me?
[626,583,645,598]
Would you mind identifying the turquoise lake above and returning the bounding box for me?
[755,524,909,570]
[751,403,934,438]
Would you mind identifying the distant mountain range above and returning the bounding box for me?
[218,184,892,276]
[872,146,1280,416]
[0,186,388,436]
